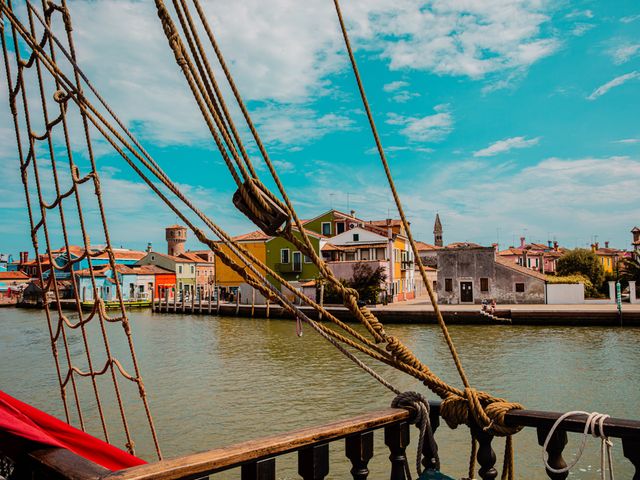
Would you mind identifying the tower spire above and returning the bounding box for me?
[433,213,443,247]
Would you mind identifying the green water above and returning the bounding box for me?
[1,308,638,479]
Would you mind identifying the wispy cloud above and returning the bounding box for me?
[386,104,453,143]
[620,14,640,24]
[587,71,640,100]
[610,43,640,65]
[383,81,409,92]
[565,10,594,20]
[473,136,540,157]
[614,138,640,144]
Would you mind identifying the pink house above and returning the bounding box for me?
[497,237,564,274]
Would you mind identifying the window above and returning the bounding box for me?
[361,249,370,260]
[515,283,525,293]
[321,222,331,236]
[527,258,531,268]
[433,280,437,290]
[304,255,311,264]
[280,248,290,264]
[480,278,489,292]
[353,233,359,241]
[178,265,183,274]
[139,285,144,293]
[191,265,195,274]
[445,278,453,292]
[336,222,345,234]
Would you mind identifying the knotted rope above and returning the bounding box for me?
[392,392,439,477]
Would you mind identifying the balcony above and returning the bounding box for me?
[401,259,414,270]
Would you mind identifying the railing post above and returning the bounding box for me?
[385,421,410,480]
[536,426,568,480]
[622,438,640,480]
[241,458,276,480]
[421,409,440,472]
[345,431,373,480]
[470,424,497,480]
[298,443,329,480]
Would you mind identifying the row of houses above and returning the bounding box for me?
[4,216,639,306]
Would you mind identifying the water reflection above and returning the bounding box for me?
[1,309,638,479]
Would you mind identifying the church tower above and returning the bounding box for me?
[166,225,187,256]
[433,214,443,247]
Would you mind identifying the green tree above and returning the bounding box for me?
[621,257,640,283]
[321,263,387,305]
[556,249,605,296]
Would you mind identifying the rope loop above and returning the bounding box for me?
[391,391,440,475]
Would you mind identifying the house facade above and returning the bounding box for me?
[214,231,269,295]
[303,209,365,237]
[265,229,323,290]
[136,252,196,293]
[437,245,546,304]
[591,242,625,273]
[498,238,564,274]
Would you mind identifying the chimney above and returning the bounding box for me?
[146,242,152,253]
[19,251,28,264]
[547,240,552,248]
[604,241,609,248]
[491,243,498,252]
[553,240,558,251]
[350,210,356,217]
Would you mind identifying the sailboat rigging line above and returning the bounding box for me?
[19,0,395,365]
[1,0,162,459]
[332,0,522,477]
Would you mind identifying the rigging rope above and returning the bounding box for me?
[2,1,526,477]
[1,0,161,459]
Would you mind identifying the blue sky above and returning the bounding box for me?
[1,0,639,258]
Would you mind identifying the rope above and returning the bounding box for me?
[1,0,161,459]
[542,411,615,479]
[391,391,439,476]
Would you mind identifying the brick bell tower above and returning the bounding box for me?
[433,213,443,247]
[166,225,187,256]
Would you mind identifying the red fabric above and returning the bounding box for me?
[0,390,146,471]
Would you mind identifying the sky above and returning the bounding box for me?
[1,0,639,258]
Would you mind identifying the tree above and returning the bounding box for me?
[556,249,605,297]
[321,263,387,305]
[621,257,640,283]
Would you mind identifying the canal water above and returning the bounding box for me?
[1,308,638,479]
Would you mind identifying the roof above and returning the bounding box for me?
[0,271,29,281]
[495,257,547,280]
[445,242,482,249]
[433,213,442,233]
[321,243,345,252]
[632,226,640,232]
[300,280,316,287]
[145,251,193,263]
[594,248,624,256]
[232,230,271,242]
[367,219,404,227]
[415,241,441,251]
[179,252,214,264]
[166,224,187,229]
[302,209,364,226]
[129,265,174,275]
[414,264,436,271]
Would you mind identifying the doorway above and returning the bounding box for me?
[460,281,473,303]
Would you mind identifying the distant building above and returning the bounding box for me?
[498,237,564,274]
[414,241,441,268]
[166,225,187,256]
[590,242,626,273]
[303,209,365,237]
[632,227,640,260]
[437,245,546,304]
[433,214,443,247]
[137,252,196,294]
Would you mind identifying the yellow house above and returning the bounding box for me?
[591,242,623,274]
[214,231,269,291]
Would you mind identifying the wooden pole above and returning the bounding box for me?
[216,286,220,314]
[198,286,203,313]
[164,287,169,313]
[251,288,255,317]
[235,289,240,315]
[266,299,270,318]
[190,286,195,312]
[173,286,178,312]
[208,285,212,314]
[319,282,324,321]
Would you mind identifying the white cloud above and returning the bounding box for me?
[386,104,453,143]
[391,91,421,103]
[474,136,540,157]
[383,81,409,92]
[610,43,640,65]
[614,138,640,144]
[565,10,594,20]
[571,23,595,37]
[587,71,640,100]
[620,14,640,24]
[251,105,356,147]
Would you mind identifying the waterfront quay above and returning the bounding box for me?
[150,297,640,326]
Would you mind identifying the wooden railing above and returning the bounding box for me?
[1,403,639,480]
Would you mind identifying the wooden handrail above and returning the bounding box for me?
[3,403,640,480]
[102,408,410,480]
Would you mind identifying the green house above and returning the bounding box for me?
[303,209,364,237]
[265,229,324,289]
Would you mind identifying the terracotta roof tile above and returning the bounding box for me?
[495,257,547,280]
[0,271,30,281]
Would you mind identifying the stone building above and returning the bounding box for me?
[436,245,546,304]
